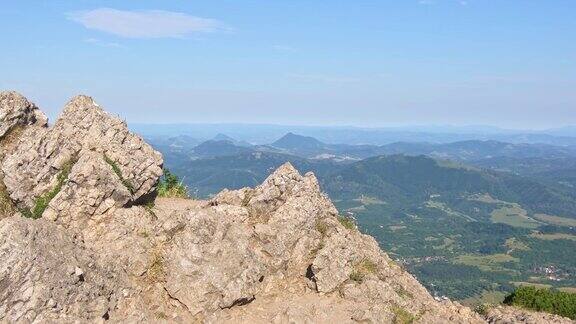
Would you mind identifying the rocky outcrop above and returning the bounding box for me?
[0,91,47,141]
[485,306,573,324]
[0,92,571,323]
[0,93,163,223]
[1,92,49,218]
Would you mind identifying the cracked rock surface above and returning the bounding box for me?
[0,92,571,323]
[1,93,163,214]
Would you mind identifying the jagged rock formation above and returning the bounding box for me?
[0,91,47,140]
[1,94,163,223]
[0,92,572,323]
[0,92,49,217]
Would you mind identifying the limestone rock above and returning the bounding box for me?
[0,217,122,322]
[0,91,47,140]
[158,163,485,323]
[485,306,573,324]
[1,93,163,222]
[1,91,48,218]
[42,150,133,226]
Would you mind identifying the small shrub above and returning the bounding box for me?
[0,125,24,153]
[155,312,168,319]
[104,154,134,194]
[392,305,415,324]
[504,286,576,320]
[350,258,378,282]
[338,215,356,230]
[241,190,253,206]
[144,201,156,217]
[309,241,325,257]
[0,178,16,216]
[474,303,492,316]
[395,285,414,299]
[315,220,328,235]
[147,251,165,282]
[157,168,189,198]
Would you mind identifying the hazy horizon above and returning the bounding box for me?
[129,121,575,132]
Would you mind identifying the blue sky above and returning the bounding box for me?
[1,1,575,129]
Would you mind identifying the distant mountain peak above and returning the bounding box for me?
[272,132,325,150]
[213,133,235,142]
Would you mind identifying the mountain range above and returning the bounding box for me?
[149,130,576,305]
[133,123,576,146]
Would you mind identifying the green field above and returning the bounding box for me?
[454,254,519,273]
[461,290,508,307]
[511,281,552,289]
[530,233,576,241]
[534,214,576,227]
[490,205,541,229]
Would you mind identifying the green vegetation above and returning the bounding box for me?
[147,250,165,283]
[504,238,530,252]
[338,215,356,230]
[158,168,189,198]
[350,259,378,282]
[533,214,576,227]
[391,305,415,324]
[162,152,576,302]
[22,158,76,219]
[490,205,541,229]
[0,177,15,216]
[0,126,24,216]
[144,201,156,217]
[453,254,519,273]
[315,220,328,235]
[511,282,552,289]
[473,303,492,316]
[0,125,24,153]
[395,285,414,299]
[354,195,386,205]
[104,154,135,194]
[530,233,576,241]
[463,290,507,308]
[343,195,576,301]
[504,286,576,320]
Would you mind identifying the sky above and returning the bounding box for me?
[1,0,575,129]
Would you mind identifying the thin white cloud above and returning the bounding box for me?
[68,8,224,39]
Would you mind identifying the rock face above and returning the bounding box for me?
[0,217,122,322]
[1,93,163,223]
[1,92,49,218]
[484,306,573,324]
[0,91,47,140]
[0,92,571,323]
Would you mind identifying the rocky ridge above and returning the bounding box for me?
[0,92,572,323]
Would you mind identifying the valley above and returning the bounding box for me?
[145,131,576,306]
